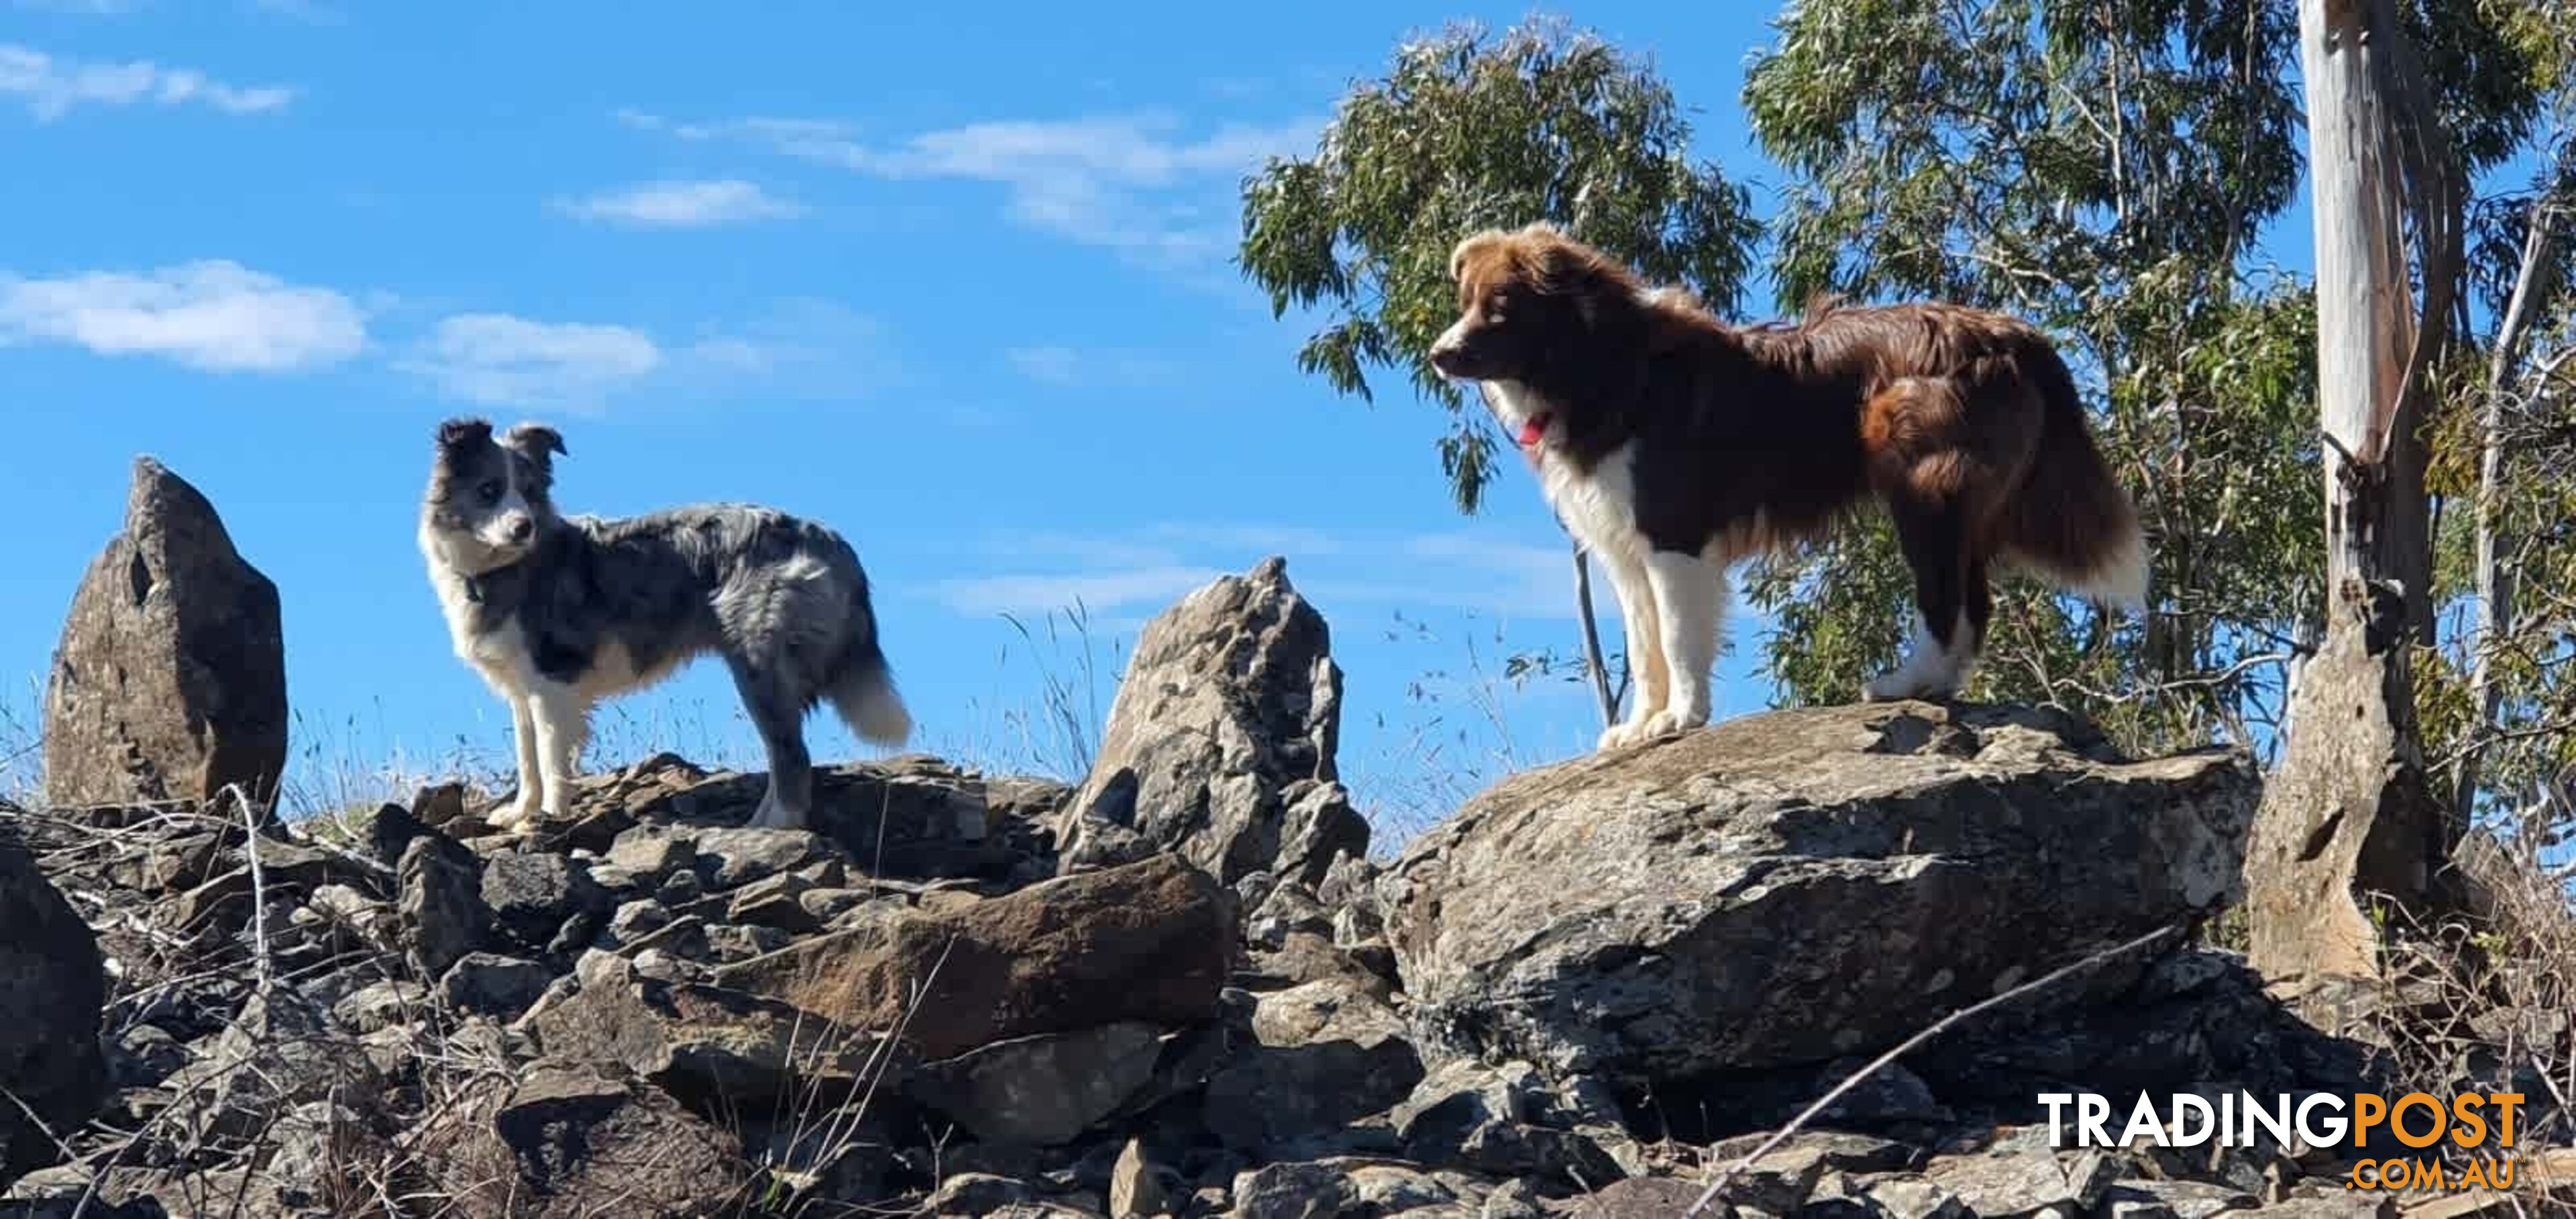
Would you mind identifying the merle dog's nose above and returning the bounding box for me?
[508,517,533,543]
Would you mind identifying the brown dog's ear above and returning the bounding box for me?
[504,423,568,462]
[1448,228,1513,282]
[1523,231,1605,297]
[436,417,493,451]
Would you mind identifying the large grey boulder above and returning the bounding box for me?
[0,827,107,1191]
[1055,557,1369,886]
[42,457,286,814]
[1384,701,2257,1086]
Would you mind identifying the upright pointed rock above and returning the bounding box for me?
[44,457,287,816]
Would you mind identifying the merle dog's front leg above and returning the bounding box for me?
[488,694,545,831]
[525,685,592,825]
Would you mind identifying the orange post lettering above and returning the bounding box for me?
[2391,1094,2445,1149]
[2450,1094,2487,1149]
[2353,1093,2389,1148]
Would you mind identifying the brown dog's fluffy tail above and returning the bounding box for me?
[1998,348,2149,611]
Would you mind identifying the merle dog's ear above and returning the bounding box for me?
[504,423,568,462]
[436,417,492,451]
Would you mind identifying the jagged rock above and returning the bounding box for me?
[437,952,551,1020]
[107,1024,187,1090]
[166,837,378,937]
[720,851,1233,1061]
[604,824,696,884]
[701,921,792,963]
[800,886,871,924]
[918,1172,1075,1214]
[479,852,606,949]
[519,951,894,1112]
[1547,1177,1707,1217]
[688,827,827,890]
[160,989,368,1146]
[1057,559,1368,886]
[1389,1061,1627,1185]
[1205,975,1424,1154]
[1230,1161,1356,1218]
[2101,1179,2260,1217]
[1856,1175,1972,1219]
[1387,702,2257,1084]
[409,782,469,829]
[396,835,490,978]
[605,898,672,945]
[728,871,823,932]
[333,802,431,867]
[1345,1163,1465,1212]
[0,1165,170,1218]
[415,1063,752,1218]
[1109,1138,1171,1218]
[1246,878,1334,949]
[1921,1145,2100,1216]
[42,456,287,814]
[0,833,107,1191]
[99,829,228,896]
[566,754,1051,883]
[1701,1130,1922,1181]
[906,1021,1167,1146]
[330,979,422,1035]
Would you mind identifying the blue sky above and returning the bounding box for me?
[0,0,2325,840]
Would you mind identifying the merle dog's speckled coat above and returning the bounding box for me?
[417,417,911,831]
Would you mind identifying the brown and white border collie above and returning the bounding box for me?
[1429,223,2147,752]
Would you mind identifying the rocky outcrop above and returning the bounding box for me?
[42,458,287,815]
[0,824,107,1191]
[1384,701,2258,1085]
[1055,557,1370,887]
[3,562,2514,1218]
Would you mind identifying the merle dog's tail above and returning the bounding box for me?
[828,609,913,749]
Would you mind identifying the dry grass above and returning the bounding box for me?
[1,673,42,808]
[2359,826,2576,1212]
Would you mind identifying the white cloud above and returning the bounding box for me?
[934,565,1230,619]
[665,297,892,400]
[1004,343,1182,387]
[0,260,366,372]
[399,313,663,411]
[398,299,890,412]
[621,107,1320,265]
[0,43,294,121]
[928,523,1582,623]
[552,179,804,229]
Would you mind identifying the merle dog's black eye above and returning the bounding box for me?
[477,480,502,504]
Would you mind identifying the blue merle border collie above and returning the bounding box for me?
[417,417,911,832]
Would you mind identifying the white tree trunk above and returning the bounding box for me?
[2302,0,2418,589]
[2244,0,2445,1000]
